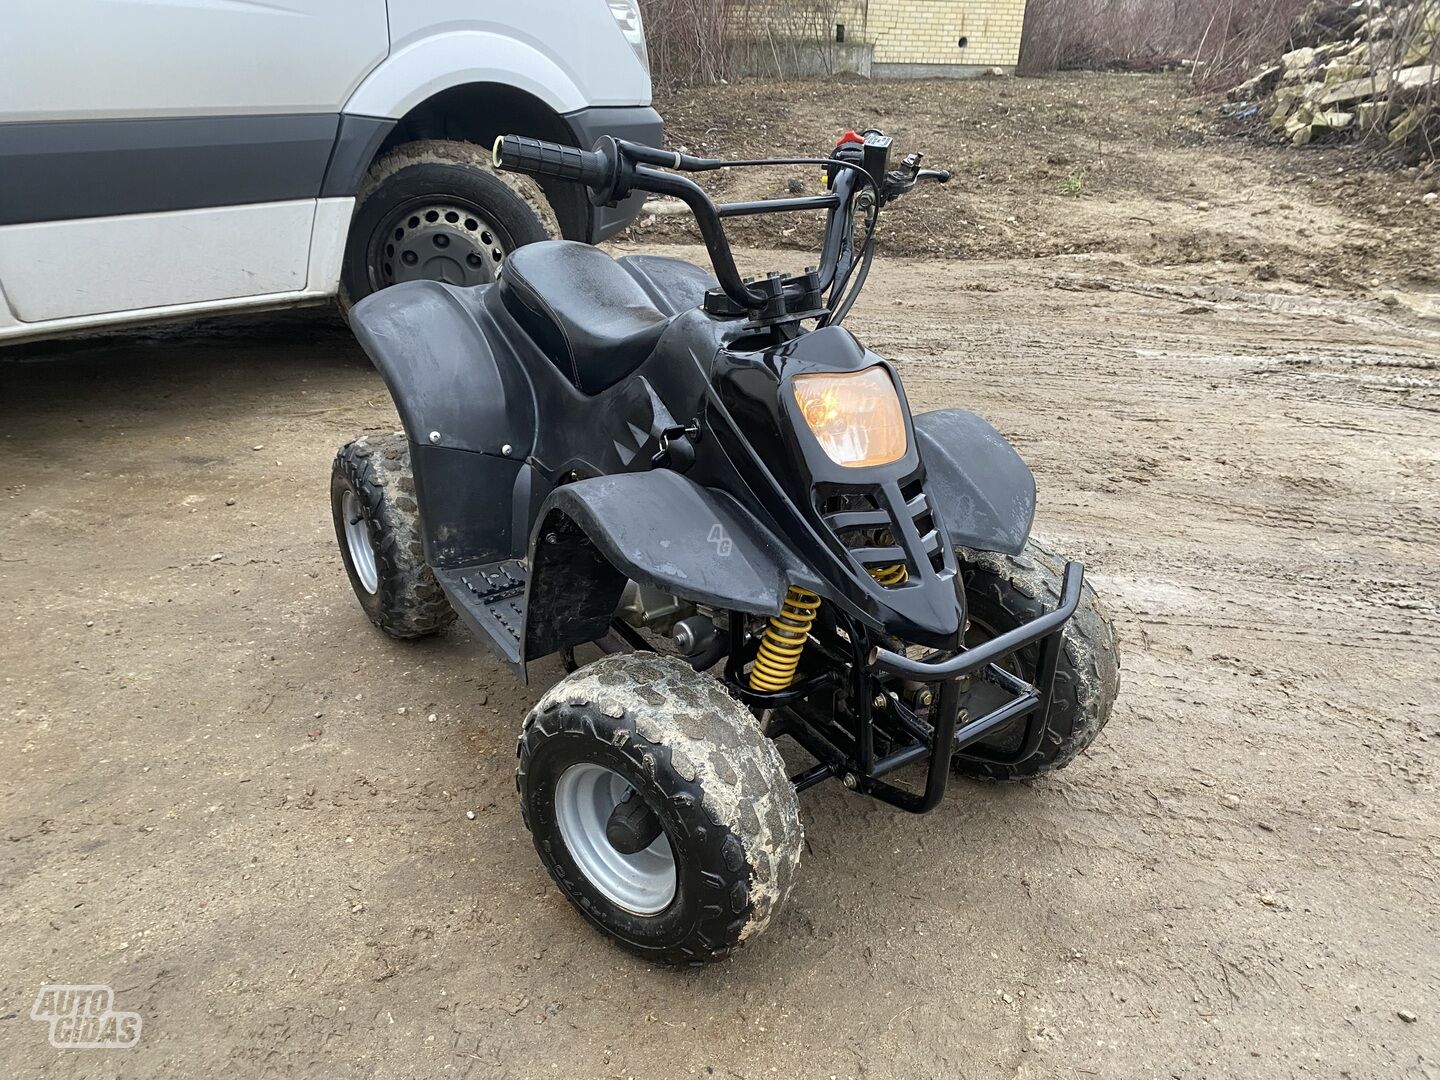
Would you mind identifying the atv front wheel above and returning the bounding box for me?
[330,434,455,639]
[950,540,1120,780]
[517,653,803,965]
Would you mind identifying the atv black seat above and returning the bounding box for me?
[499,240,668,394]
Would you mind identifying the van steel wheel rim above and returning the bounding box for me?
[371,200,507,289]
[342,489,379,595]
[554,763,677,915]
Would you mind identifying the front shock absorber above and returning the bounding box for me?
[749,585,821,691]
[869,562,909,587]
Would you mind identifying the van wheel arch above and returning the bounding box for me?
[364,82,590,241]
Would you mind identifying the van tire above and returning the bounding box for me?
[339,139,557,314]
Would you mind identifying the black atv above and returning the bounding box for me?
[331,130,1120,964]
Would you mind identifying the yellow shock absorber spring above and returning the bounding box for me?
[749,586,822,692]
[868,562,909,587]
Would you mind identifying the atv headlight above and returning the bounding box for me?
[607,0,649,70]
[792,367,908,468]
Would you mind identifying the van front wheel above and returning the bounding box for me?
[339,139,556,313]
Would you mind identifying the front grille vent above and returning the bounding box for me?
[817,487,910,585]
[900,479,945,573]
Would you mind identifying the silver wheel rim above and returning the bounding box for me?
[554,763,677,915]
[341,488,379,595]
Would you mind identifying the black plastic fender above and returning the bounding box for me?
[349,280,534,458]
[914,408,1036,556]
[349,280,542,567]
[523,470,819,660]
[616,254,716,316]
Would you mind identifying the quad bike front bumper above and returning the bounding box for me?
[750,561,1086,813]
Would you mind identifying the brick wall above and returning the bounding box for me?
[729,0,1029,75]
[864,0,1028,68]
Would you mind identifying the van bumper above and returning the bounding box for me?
[562,105,664,243]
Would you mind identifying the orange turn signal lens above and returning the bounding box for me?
[792,366,908,468]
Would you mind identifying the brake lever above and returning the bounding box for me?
[880,157,949,201]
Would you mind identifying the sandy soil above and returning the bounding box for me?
[2,238,1436,1078]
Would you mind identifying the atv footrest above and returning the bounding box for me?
[434,560,528,670]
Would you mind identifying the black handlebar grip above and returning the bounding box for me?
[492,135,611,188]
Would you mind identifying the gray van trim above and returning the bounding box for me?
[319,115,398,199]
[563,105,663,243]
[0,107,651,232]
[0,114,341,226]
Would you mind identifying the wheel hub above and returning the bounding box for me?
[341,488,378,595]
[555,763,676,915]
[605,787,665,855]
[374,203,506,289]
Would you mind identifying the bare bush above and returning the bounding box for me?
[640,0,850,84]
[1018,0,1312,87]
[640,0,736,86]
[729,0,851,78]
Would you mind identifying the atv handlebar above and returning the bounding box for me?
[493,134,733,198]
[493,131,946,321]
[492,135,615,189]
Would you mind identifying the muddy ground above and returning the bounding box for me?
[3,72,1439,1080]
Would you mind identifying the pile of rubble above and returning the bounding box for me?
[1227,0,1438,155]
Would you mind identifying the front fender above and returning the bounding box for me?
[522,471,817,661]
[915,409,1036,557]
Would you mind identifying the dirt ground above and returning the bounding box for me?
[636,72,1439,292]
[3,72,1439,1080]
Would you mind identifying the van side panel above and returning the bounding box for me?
[0,202,317,322]
[0,2,387,331]
[0,0,389,122]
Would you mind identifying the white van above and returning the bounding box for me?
[0,1,660,343]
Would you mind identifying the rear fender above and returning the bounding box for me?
[915,409,1036,557]
[349,280,537,565]
[522,471,817,660]
[349,280,534,457]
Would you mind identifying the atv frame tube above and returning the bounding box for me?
[757,561,1084,813]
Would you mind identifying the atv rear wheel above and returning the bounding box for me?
[517,653,802,965]
[330,434,455,639]
[950,540,1120,780]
